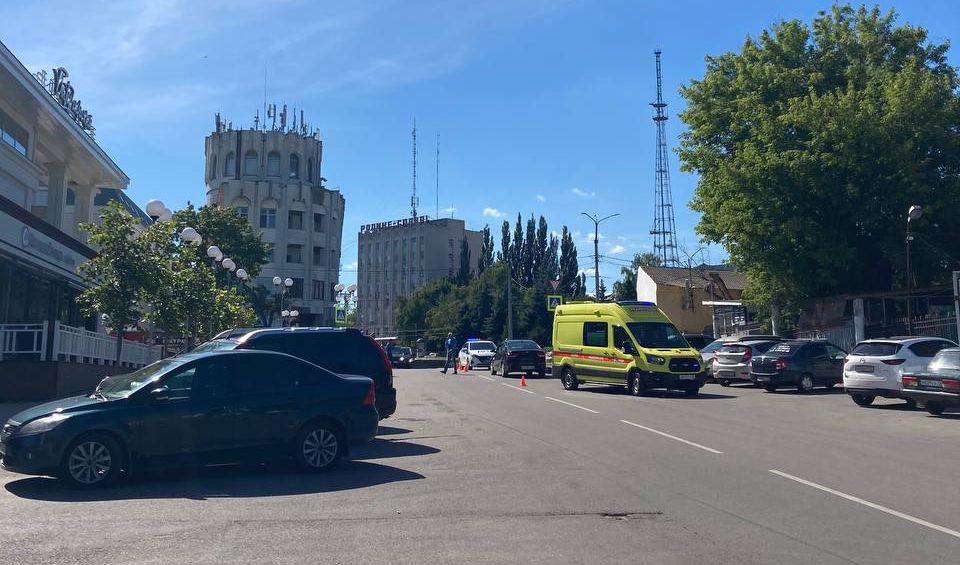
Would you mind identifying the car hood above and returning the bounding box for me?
[7,394,109,425]
[471,351,494,357]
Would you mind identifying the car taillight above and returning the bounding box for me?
[774,358,788,371]
[506,352,517,358]
[901,375,918,387]
[366,336,393,387]
[942,379,960,391]
[742,348,753,362]
[882,358,906,365]
[362,382,376,406]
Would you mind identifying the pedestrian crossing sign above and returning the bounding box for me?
[547,295,562,311]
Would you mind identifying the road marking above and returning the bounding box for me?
[476,374,495,381]
[501,382,535,394]
[769,470,960,541]
[544,396,599,413]
[619,420,723,454]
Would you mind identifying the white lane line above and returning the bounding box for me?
[501,382,535,394]
[475,374,495,381]
[619,420,723,454]
[544,396,599,413]
[769,470,960,541]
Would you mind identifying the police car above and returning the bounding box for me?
[458,339,497,369]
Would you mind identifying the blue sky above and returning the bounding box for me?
[2,0,958,289]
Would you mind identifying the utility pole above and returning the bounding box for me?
[506,259,513,339]
[906,205,922,335]
[580,212,620,302]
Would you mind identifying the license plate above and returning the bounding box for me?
[521,365,534,371]
[716,370,734,378]
[678,375,696,380]
[755,376,769,382]
[920,380,942,388]
[855,365,874,373]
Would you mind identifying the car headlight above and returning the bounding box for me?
[645,354,666,365]
[16,412,70,436]
[399,357,406,362]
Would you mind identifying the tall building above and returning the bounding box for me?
[204,109,345,326]
[357,216,481,337]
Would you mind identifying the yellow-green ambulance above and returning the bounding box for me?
[552,301,704,396]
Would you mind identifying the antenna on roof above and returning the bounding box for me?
[411,118,419,218]
[435,132,440,220]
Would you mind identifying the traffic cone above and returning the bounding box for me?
[521,374,528,387]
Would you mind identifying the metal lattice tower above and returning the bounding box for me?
[650,50,680,267]
[411,119,419,218]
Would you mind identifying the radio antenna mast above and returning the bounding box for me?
[435,133,440,219]
[410,119,419,218]
[650,49,680,267]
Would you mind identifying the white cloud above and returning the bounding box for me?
[441,206,457,215]
[579,268,596,276]
[571,187,595,198]
[482,207,506,218]
[587,232,605,241]
[536,194,546,202]
[608,245,626,254]
[617,235,628,242]
[343,261,359,271]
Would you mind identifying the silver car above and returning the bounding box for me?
[713,340,781,386]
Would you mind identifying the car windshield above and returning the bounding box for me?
[700,340,725,353]
[507,340,540,350]
[469,342,495,351]
[850,342,902,356]
[765,342,805,356]
[191,339,239,352]
[928,350,960,371]
[396,347,412,356]
[626,322,688,349]
[96,359,185,399]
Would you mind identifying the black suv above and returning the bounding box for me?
[194,328,397,419]
[750,340,847,393]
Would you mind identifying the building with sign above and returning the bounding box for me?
[635,265,747,336]
[0,40,158,400]
[204,107,345,326]
[357,217,481,337]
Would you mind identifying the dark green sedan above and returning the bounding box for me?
[0,350,378,488]
[901,347,960,415]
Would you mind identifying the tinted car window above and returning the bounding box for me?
[767,342,805,356]
[613,326,633,350]
[583,322,608,347]
[192,340,239,352]
[626,322,686,349]
[806,343,828,359]
[849,342,902,356]
[929,350,960,371]
[700,340,725,354]
[233,354,298,395]
[191,357,237,399]
[506,340,540,350]
[908,340,954,358]
[753,341,778,353]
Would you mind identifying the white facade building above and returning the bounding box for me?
[204,113,345,326]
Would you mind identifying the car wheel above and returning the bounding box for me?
[850,393,875,407]
[629,373,647,397]
[60,432,124,488]
[764,385,777,393]
[797,374,815,394]
[904,398,917,409]
[823,382,836,389]
[561,367,579,390]
[719,379,731,387]
[683,385,699,397]
[926,402,946,416]
[295,421,343,472]
[538,371,546,379]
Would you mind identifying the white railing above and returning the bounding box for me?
[52,322,161,368]
[0,322,48,361]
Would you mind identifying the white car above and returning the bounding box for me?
[459,340,497,369]
[843,337,956,406]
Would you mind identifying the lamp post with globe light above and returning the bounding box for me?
[274,276,294,326]
[906,204,922,335]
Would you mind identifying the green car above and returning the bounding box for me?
[0,350,378,488]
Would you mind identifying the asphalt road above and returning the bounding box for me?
[1,367,959,564]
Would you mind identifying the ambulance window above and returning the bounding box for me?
[583,322,608,348]
[613,326,633,350]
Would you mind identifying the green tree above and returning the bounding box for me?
[478,225,495,273]
[596,278,608,302]
[498,220,510,263]
[612,252,663,301]
[510,213,524,277]
[558,226,580,297]
[173,204,269,287]
[78,201,162,362]
[679,4,960,310]
[247,284,281,326]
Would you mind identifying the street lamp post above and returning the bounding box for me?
[906,204,923,335]
[580,212,620,302]
[273,276,294,326]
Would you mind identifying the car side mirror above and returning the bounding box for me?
[150,386,171,401]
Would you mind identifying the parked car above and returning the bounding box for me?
[0,350,378,488]
[750,340,847,393]
[192,327,396,419]
[699,339,726,378]
[458,340,497,369]
[712,340,782,386]
[390,346,414,368]
[682,334,714,351]
[901,347,960,415]
[843,337,956,407]
[491,339,546,377]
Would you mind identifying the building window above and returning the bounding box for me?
[260,207,276,229]
[235,206,248,220]
[312,279,325,300]
[264,243,274,263]
[287,244,303,264]
[267,151,280,176]
[223,152,235,176]
[289,154,300,179]
[244,150,258,175]
[289,277,304,298]
[307,158,313,182]
[0,108,28,157]
[209,154,217,180]
[313,212,323,232]
[313,246,326,266]
[288,210,303,230]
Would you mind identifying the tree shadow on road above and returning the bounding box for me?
[5,459,425,503]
